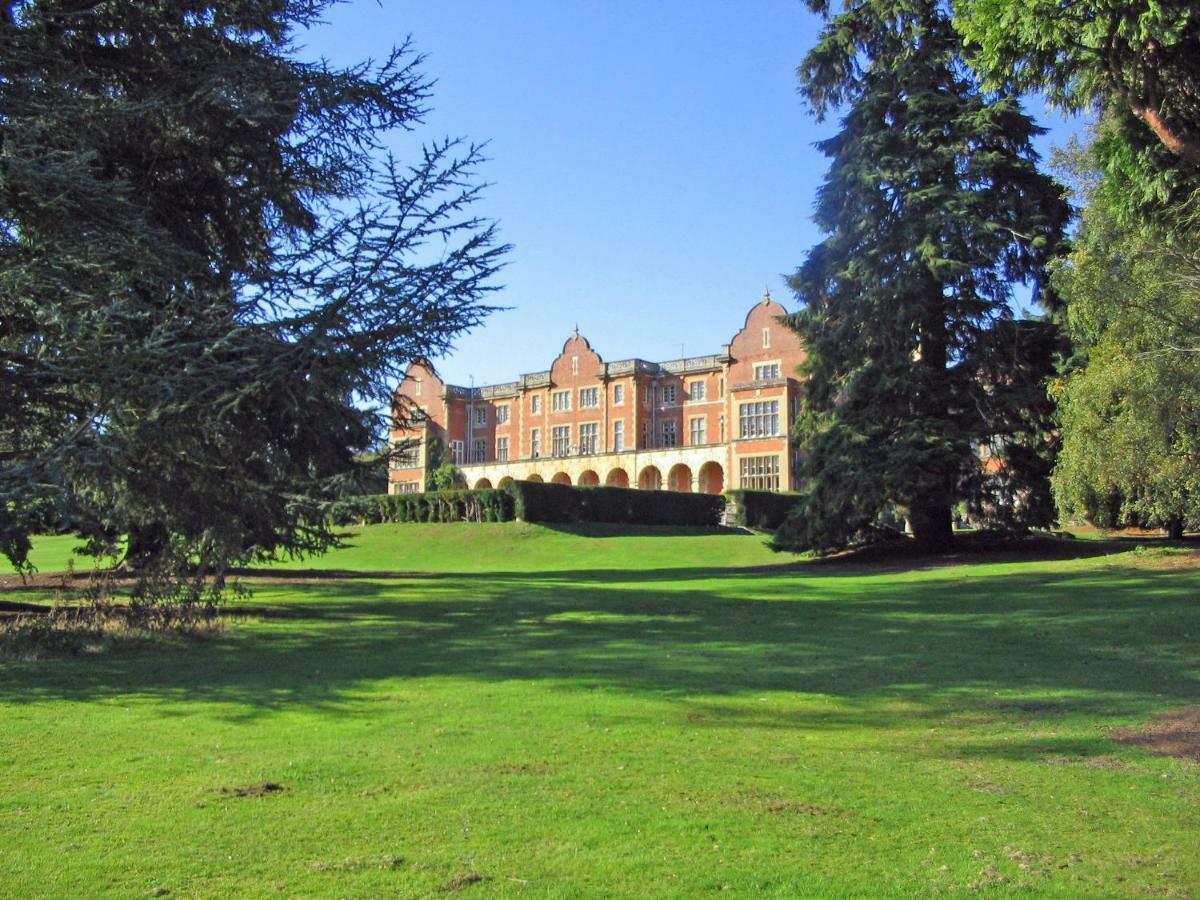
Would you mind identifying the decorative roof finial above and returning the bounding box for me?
[572,323,580,338]
[762,286,772,303]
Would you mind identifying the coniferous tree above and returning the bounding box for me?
[0,2,506,581]
[956,1,1200,230]
[776,0,1069,552]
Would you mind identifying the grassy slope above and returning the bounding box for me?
[1,524,1198,897]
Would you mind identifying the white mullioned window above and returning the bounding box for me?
[530,428,541,458]
[391,442,419,469]
[579,423,598,454]
[754,363,780,381]
[739,400,780,438]
[662,384,677,404]
[552,425,571,457]
[496,436,509,462]
[450,440,464,464]
[473,438,486,463]
[740,455,780,490]
[474,407,486,427]
[661,420,677,448]
[394,481,421,494]
[689,417,706,446]
[552,390,571,412]
[689,381,706,401]
[531,395,542,414]
[613,420,624,452]
[579,386,599,408]
[496,404,510,424]
[613,384,625,405]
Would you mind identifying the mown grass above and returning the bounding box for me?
[1,523,1198,897]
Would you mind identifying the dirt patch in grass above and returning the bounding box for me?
[219,781,285,798]
[310,854,403,873]
[972,782,1012,794]
[487,762,551,776]
[808,532,1127,573]
[1043,754,1131,771]
[762,798,839,816]
[990,699,1063,715]
[1112,708,1200,762]
[440,872,487,892]
[1131,550,1200,571]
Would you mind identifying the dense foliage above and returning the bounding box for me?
[724,490,802,531]
[956,1,1200,228]
[776,0,1069,552]
[1050,132,1200,536]
[335,489,514,525]
[0,2,505,582]
[505,481,725,527]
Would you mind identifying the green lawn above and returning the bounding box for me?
[2,524,1198,897]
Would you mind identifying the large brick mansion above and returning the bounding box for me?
[388,292,806,496]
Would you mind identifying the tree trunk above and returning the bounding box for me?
[1165,515,1184,540]
[910,278,955,553]
[1127,99,1200,165]
[908,499,955,551]
[121,522,169,571]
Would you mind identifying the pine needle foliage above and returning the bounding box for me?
[776,0,1069,553]
[0,1,508,585]
[956,1,1200,231]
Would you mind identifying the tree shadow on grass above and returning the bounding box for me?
[535,523,751,539]
[806,533,1138,572]
[2,556,1198,745]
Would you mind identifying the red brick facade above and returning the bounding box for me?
[389,292,806,495]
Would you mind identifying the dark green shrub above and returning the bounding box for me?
[724,490,803,530]
[330,489,513,525]
[505,481,724,526]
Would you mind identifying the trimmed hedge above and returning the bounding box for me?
[505,480,725,526]
[333,489,514,525]
[724,489,803,530]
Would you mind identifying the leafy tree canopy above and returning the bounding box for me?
[0,1,507,583]
[1051,126,1200,535]
[776,0,1069,553]
[956,1,1200,227]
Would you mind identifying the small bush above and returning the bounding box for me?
[724,490,803,530]
[505,481,724,526]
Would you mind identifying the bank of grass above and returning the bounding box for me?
[1,523,1198,896]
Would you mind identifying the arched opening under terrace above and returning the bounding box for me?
[606,468,629,488]
[668,463,693,492]
[698,461,724,495]
[638,466,662,490]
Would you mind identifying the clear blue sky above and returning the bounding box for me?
[306,1,1084,388]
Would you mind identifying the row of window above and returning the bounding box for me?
[444,401,782,464]
[468,374,773,425]
[420,357,781,420]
